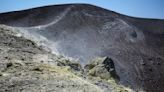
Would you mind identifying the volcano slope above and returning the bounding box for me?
[0,25,130,92]
[0,4,164,92]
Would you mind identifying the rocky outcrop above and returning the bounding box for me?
[85,57,119,81]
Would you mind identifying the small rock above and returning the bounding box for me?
[6,62,13,68]
[32,67,43,72]
[0,73,2,76]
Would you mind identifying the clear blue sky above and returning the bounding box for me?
[0,0,164,19]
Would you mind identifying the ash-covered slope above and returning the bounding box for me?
[0,25,130,92]
[0,4,164,92]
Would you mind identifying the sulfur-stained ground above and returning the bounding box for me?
[0,25,130,92]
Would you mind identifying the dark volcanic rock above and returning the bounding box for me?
[85,57,119,81]
[0,4,164,92]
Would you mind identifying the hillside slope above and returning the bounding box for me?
[0,4,164,92]
[0,25,131,92]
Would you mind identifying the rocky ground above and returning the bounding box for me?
[0,25,132,92]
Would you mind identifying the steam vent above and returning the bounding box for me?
[0,4,164,92]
